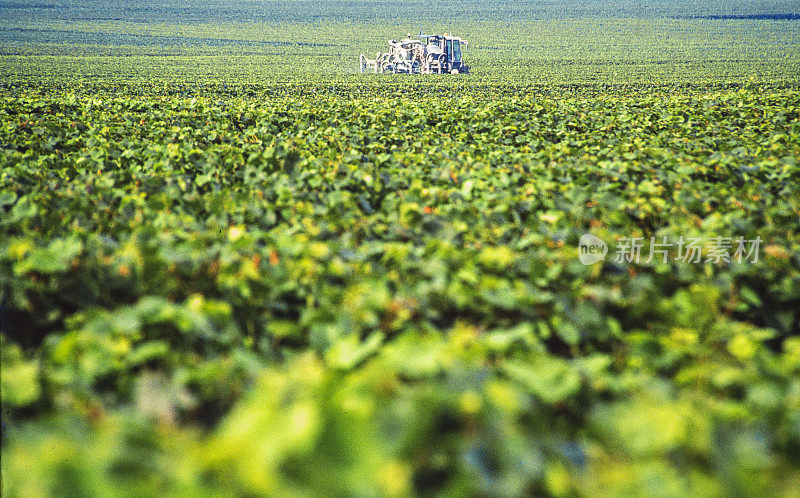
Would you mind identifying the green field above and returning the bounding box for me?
[2,1,800,496]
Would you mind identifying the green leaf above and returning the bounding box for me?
[502,357,581,405]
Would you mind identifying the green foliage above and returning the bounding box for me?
[2,8,800,493]
[2,80,798,496]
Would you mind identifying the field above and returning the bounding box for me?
[2,1,800,496]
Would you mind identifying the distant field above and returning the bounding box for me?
[1,0,799,83]
[3,0,800,22]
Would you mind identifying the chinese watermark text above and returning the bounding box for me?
[578,235,762,265]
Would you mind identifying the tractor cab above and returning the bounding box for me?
[418,34,469,74]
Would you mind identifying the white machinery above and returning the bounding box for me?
[360,33,470,74]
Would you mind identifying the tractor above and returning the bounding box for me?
[360,33,470,74]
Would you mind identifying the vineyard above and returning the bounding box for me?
[2,1,800,496]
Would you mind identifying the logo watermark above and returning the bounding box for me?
[578,235,762,265]
[578,233,608,265]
